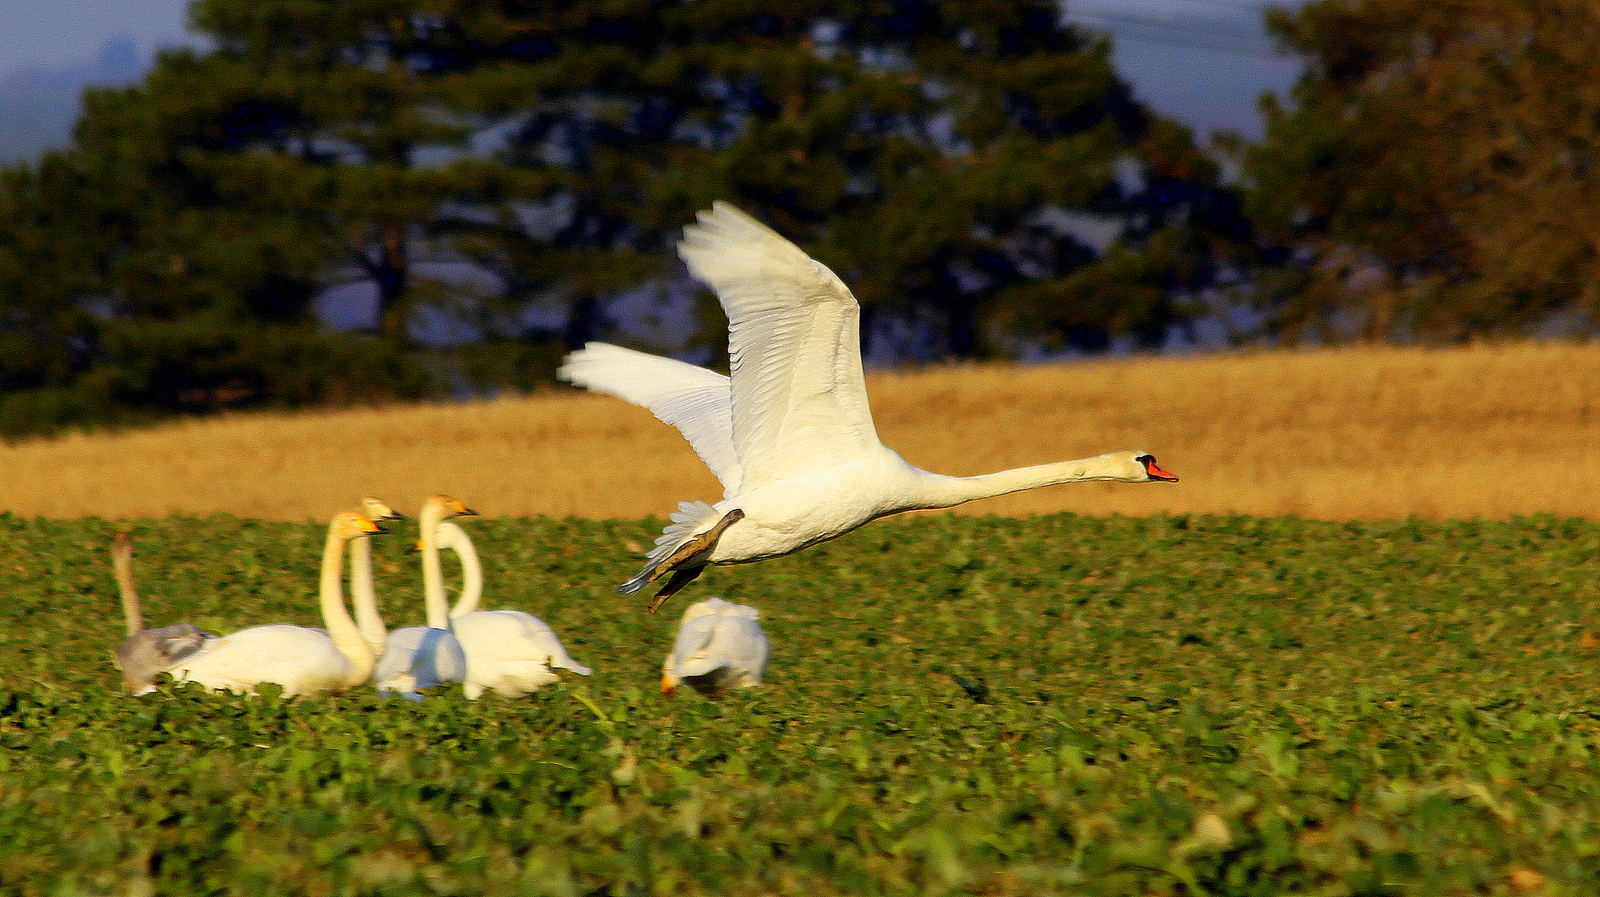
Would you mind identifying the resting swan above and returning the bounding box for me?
[161,511,386,696]
[430,519,593,699]
[350,497,405,661]
[558,202,1179,611]
[662,597,768,697]
[370,495,472,699]
[110,532,221,696]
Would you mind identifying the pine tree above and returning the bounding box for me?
[481,0,1241,359]
[1244,0,1600,343]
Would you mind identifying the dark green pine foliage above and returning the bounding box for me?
[0,0,543,432]
[1242,0,1600,344]
[0,0,1244,438]
[481,0,1244,360]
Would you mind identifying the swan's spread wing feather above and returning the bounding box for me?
[558,342,742,494]
[677,202,880,488]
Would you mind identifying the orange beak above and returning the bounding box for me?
[1146,460,1179,482]
[661,671,677,697]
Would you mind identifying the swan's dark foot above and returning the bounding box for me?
[641,508,744,612]
[648,566,705,613]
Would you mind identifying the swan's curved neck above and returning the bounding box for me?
[419,506,453,630]
[349,535,387,660]
[112,539,142,637]
[444,525,483,618]
[321,526,375,686]
[912,453,1139,510]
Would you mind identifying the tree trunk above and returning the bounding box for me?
[376,220,409,343]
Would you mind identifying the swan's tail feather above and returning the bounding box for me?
[554,655,593,676]
[617,567,653,595]
[618,500,723,594]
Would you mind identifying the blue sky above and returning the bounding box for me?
[0,0,1303,162]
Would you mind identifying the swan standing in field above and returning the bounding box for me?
[159,511,387,696]
[558,202,1179,611]
[662,597,768,697]
[371,495,473,699]
[430,518,593,699]
[110,532,221,696]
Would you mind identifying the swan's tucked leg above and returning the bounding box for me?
[634,508,744,612]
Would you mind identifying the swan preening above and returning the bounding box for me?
[662,597,768,697]
[370,495,474,699]
[559,201,1179,611]
[433,519,593,699]
[117,511,387,697]
[111,532,220,696]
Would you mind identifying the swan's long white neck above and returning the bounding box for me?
[349,534,387,660]
[321,524,375,686]
[441,523,483,618]
[419,505,454,630]
[909,452,1145,510]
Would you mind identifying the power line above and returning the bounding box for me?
[1069,23,1286,58]
[1068,9,1271,41]
[1069,0,1294,14]
[1063,9,1294,59]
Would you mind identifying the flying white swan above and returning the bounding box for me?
[429,518,593,699]
[110,532,221,696]
[159,511,386,696]
[661,596,768,697]
[370,495,473,699]
[558,202,1179,610]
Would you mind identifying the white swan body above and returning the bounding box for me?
[371,495,472,699]
[162,512,384,697]
[558,202,1178,609]
[662,597,768,697]
[432,519,593,699]
[110,532,221,696]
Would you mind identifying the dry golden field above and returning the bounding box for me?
[1,340,1596,522]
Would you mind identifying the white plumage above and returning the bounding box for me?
[433,519,593,699]
[350,497,405,663]
[662,597,769,697]
[156,511,385,697]
[558,202,1179,610]
[371,495,473,699]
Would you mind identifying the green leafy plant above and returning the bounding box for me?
[1,512,1597,895]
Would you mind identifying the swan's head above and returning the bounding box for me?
[1102,450,1179,483]
[422,494,479,521]
[1135,452,1178,482]
[332,511,387,541]
[360,497,406,522]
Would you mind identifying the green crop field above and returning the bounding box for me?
[2,511,1599,896]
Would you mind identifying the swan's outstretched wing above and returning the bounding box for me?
[558,342,743,495]
[677,202,881,489]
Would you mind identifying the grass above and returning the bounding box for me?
[3,511,1599,895]
[0,339,1598,521]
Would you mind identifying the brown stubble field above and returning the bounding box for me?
[1,340,1596,522]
